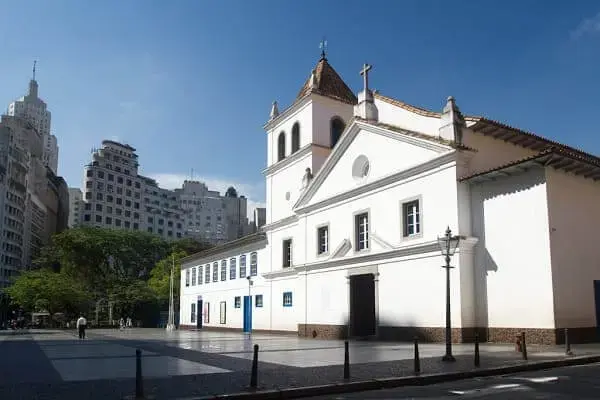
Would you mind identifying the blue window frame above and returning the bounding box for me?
[230,257,237,280]
[234,296,241,308]
[250,252,258,276]
[283,292,292,307]
[255,294,263,308]
[239,254,247,278]
[220,260,227,281]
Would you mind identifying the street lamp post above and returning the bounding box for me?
[437,226,460,362]
[166,253,176,332]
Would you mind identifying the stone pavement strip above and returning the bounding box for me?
[0,329,599,400]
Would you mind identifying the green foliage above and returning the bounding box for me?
[35,226,171,294]
[5,269,91,318]
[26,227,213,321]
[147,250,187,310]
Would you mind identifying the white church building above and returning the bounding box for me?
[179,54,600,344]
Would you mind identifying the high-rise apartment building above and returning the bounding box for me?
[68,188,83,227]
[80,140,253,245]
[7,62,59,174]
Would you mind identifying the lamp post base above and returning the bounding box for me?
[442,354,456,362]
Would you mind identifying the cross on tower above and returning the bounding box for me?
[32,60,37,80]
[360,63,372,93]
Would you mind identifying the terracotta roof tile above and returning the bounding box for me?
[296,57,357,105]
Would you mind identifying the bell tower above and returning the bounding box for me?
[263,51,356,225]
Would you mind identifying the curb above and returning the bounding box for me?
[188,355,600,400]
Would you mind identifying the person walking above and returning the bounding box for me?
[76,314,87,340]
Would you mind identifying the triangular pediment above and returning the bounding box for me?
[294,120,454,210]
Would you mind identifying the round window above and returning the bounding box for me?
[352,155,370,180]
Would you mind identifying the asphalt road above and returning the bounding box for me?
[306,362,600,399]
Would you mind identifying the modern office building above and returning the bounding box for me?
[79,140,254,244]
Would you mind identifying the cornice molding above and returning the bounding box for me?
[261,215,299,232]
[263,95,311,131]
[262,236,479,279]
[181,238,268,269]
[293,120,453,210]
[295,151,457,215]
[262,144,312,176]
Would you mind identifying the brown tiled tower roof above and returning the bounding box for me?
[296,57,358,105]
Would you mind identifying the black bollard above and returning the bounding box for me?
[565,328,573,356]
[135,348,143,399]
[413,337,420,375]
[343,340,350,380]
[521,332,528,360]
[474,333,480,368]
[250,344,259,389]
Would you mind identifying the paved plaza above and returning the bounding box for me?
[0,328,598,399]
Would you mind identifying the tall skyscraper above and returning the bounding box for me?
[6,61,59,174]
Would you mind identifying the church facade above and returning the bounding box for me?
[179,55,600,344]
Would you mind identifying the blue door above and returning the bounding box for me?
[243,296,252,333]
[197,300,203,329]
[594,281,600,330]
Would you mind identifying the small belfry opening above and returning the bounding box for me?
[277,131,286,161]
[291,122,300,153]
[330,117,345,148]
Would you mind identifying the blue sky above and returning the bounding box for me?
[1,1,600,212]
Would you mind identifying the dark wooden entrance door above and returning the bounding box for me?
[349,273,376,337]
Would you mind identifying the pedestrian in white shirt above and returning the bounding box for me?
[76,315,87,340]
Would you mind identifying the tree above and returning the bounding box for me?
[171,237,212,255]
[35,227,171,296]
[4,269,91,323]
[108,279,157,319]
[147,250,187,311]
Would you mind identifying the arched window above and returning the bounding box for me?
[330,117,346,148]
[291,122,300,153]
[277,131,286,161]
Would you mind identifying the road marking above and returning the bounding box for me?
[514,376,559,383]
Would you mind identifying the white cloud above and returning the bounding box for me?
[571,11,600,39]
[148,173,266,219]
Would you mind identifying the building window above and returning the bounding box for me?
[291,122,300,153]
[282,239,292,267]
[204,302,210,323]
[205,264,210,284]
[277,131,286,161]
[229,257,236,280]
[317,226,329,255]
[185,269,190,287]
[283,292,292,307]
[234,296,241,308]
[330,117,346,148]
[250,252,258,276]
[212,262,218,282]
[402,199,421,237]
[255,294,263,308]
[355,212,369,251]
[220,260,227,281]
[191,303,196,323]
[239,254,247,278]
[191,267,196,286]
[197,265,203,284]
[219,301,226,324]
